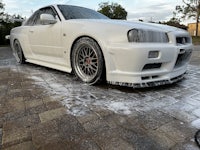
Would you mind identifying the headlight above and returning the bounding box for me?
[128,29,169,43]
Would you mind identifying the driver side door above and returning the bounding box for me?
[28,7,64,65]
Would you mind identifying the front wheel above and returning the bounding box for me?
[13,40,25,64]
[71,37,105,85]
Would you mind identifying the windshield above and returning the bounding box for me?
[58,5,109,20]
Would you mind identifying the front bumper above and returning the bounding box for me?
[105,42,193,87]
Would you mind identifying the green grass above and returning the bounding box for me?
[192,36,200,45]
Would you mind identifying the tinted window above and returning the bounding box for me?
[58,5,109,20]
[25,11,39,26]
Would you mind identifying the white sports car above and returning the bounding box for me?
[10,4,193,87]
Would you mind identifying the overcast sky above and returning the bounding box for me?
[3,0,193,24]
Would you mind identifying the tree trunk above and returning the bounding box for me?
[196,16,199,36]
[196,1,200,36]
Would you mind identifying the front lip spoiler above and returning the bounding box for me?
[107,73,186,88]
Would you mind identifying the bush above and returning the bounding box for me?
[0,21,22,45]
[192,36,200,45]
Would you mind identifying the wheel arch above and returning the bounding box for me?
[12,38,26,63]
[13,38,24,53]
[12,38,24,53]
[11,38,19,50]
[12,38,21,53]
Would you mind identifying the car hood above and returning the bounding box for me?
[65,19,184,33]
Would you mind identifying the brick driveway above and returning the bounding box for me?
[0,47,200,150]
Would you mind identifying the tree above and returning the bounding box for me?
[161,12,187,30]
[176,0,200,36]
[162,20,188,30]
[0,0,5,22]
[0,0,23,45]
[98,2,127,20]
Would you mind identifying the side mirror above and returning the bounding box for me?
[40,14,57,25]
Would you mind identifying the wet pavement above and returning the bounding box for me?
[0,46,200,150]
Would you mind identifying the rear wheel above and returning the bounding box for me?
[71,37,105,85]
[13,40,25,64]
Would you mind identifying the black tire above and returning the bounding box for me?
[195,130,200,148]
[13,40,25,64]
[71,37,105,85]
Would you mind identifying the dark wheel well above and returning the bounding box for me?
[70,36,106,84]
[13,39,26,64]
[70,36,103,61]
